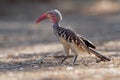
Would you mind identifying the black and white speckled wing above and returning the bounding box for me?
[57,27,95,49]
[57,27,81,44]
[56,27,92,53]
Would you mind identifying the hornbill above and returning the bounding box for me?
[35,9,110,64]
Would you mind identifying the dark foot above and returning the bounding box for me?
[96,59,105,63]
[72,63,79,66]
[73,55,78,65]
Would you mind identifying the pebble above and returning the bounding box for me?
[66,66,74,71]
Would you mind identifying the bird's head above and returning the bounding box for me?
[36,9,62,24]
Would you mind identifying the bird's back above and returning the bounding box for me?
[55,27,96,51]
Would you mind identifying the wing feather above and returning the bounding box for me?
[80,36,96,49]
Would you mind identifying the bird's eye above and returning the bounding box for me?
[49,13,55,17]
[51,15,54,17]
[49,14,54,17]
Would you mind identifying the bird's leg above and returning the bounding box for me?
[71,48,79,65]
[61,46,70,63]
[73,55,78,64]
[61,56,68,63]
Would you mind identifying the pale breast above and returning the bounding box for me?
[59,37,70,49]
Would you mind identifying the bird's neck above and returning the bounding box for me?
[53,22,60,29]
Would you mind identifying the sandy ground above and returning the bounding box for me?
[0,17,120,80]
[0,41,120,80]
[0,1,120,80]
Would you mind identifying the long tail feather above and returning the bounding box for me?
[89,48,110,61]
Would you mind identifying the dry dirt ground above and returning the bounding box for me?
[0,1,120,80]
[0,19,120,80]
[0,41,120,80]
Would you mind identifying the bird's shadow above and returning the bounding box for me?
[0,51,118,72]
[0,51,66,72]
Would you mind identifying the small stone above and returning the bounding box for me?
[66,66,74,71]
[108,64,115,68]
